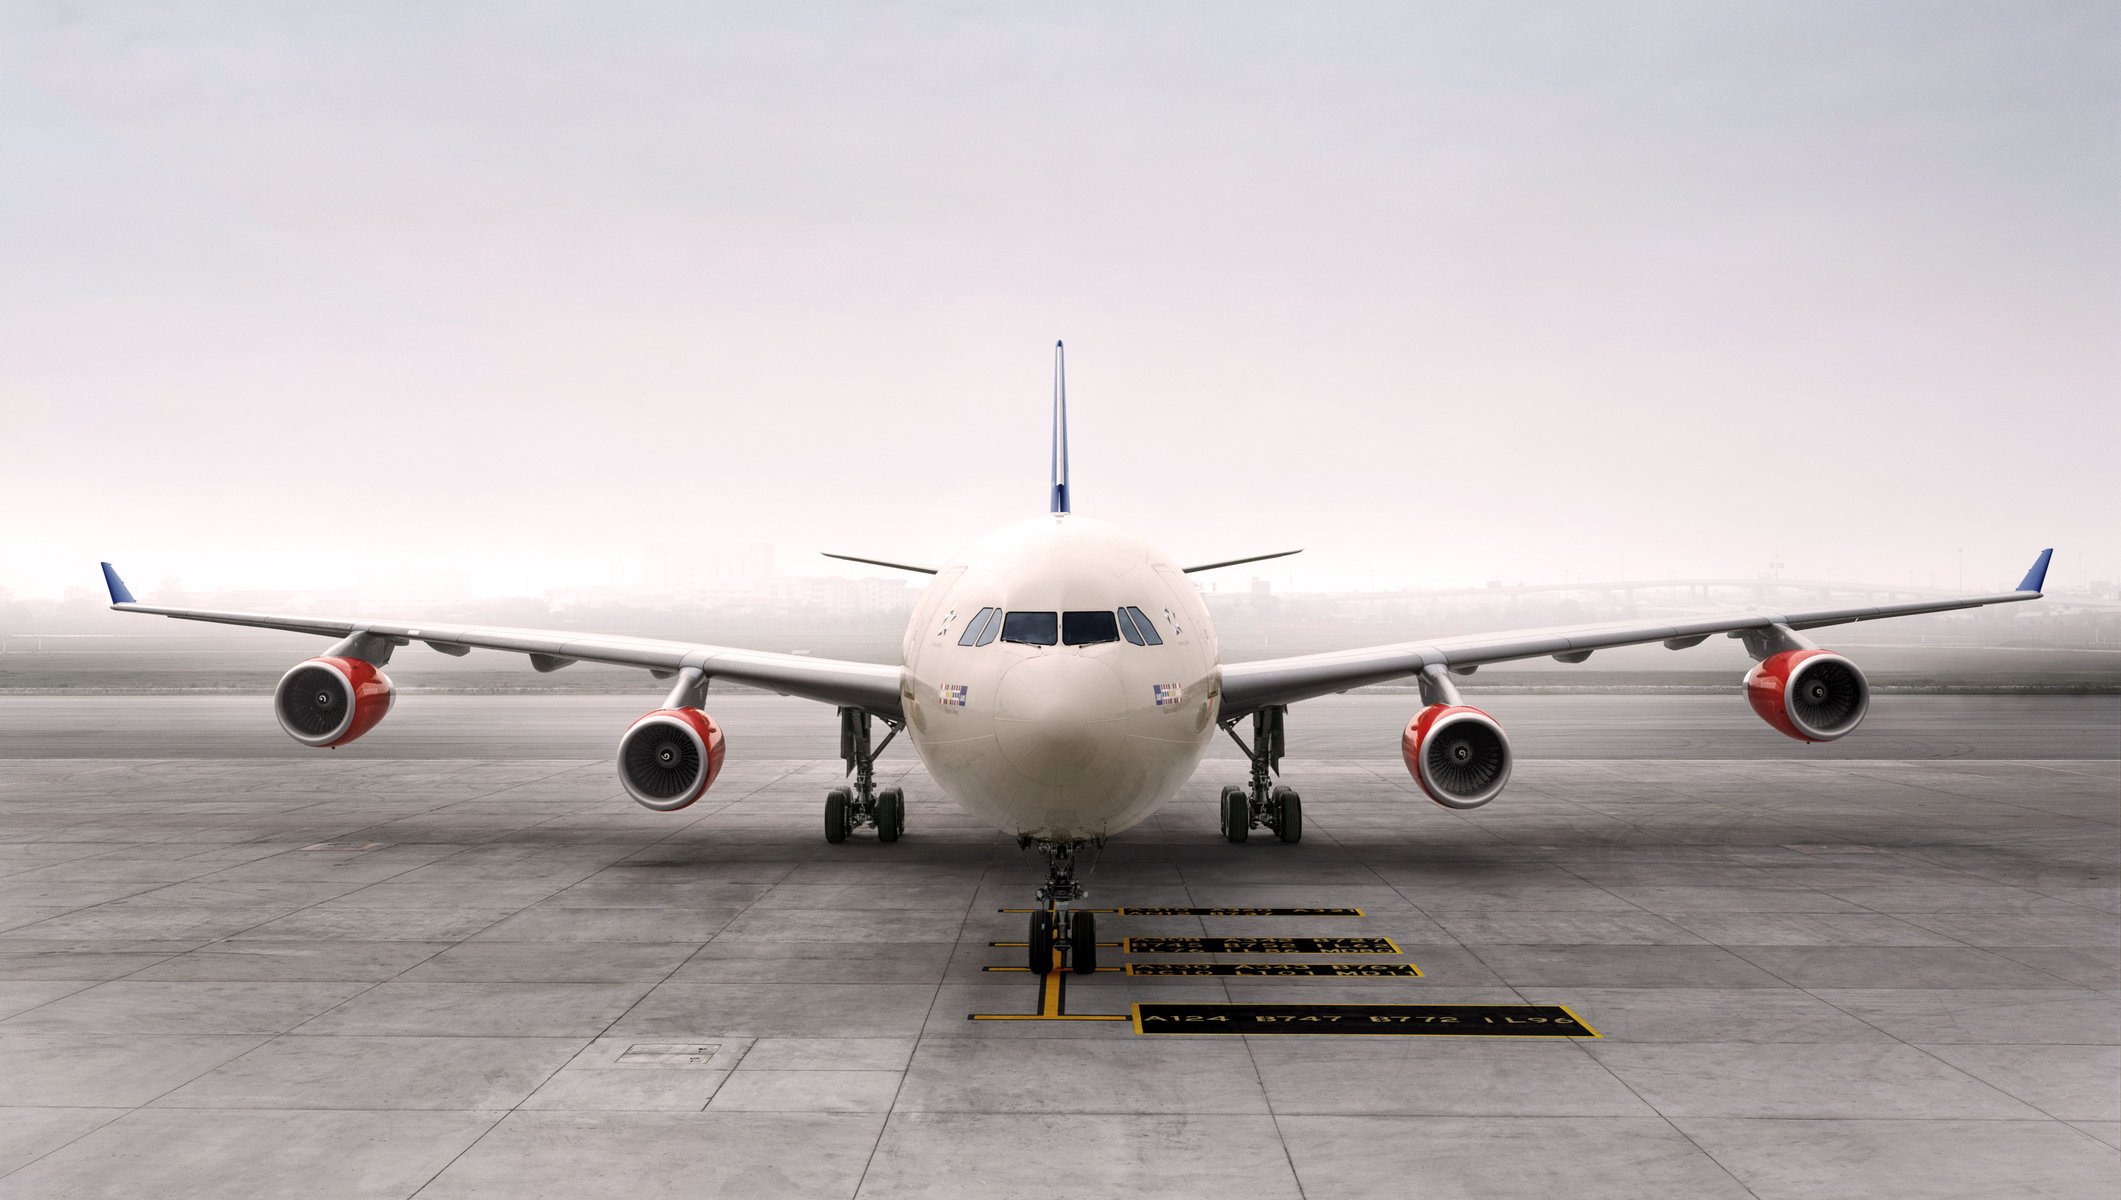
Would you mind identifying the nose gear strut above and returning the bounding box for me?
[1021,838,1101,976]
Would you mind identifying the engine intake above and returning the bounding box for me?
[1401,704,1512,809]
[616,708,727,811]
[1746,649,1869,742]
[274,657,395,748]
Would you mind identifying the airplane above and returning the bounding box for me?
[98,342,2054,975]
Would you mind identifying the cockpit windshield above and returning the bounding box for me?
[1000,611,1059,646]
[972,607,1161,649]
[1061,611,1120,646]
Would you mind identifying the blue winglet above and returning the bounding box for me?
[99,562,136,605]
[2016,548,2053,594]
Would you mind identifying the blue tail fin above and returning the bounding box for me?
[1049,341,1070,514]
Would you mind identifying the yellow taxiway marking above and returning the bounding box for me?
[1121,936,1402,955]
[996,907,1366,917]
[968,942,1129,1022]
[1128,1002,1602,1037]
[1125,962,1422,977]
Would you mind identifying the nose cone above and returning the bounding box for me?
[993,655,1127,786]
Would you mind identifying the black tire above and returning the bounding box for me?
[1028,910,1054,974]
[1274,786,1303,843]
[878,786,905,840]
[1222,790,1249,843]
[824,787,850,844]
[1070,911,1098,974]
[875,789,901,843]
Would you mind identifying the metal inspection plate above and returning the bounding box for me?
[615,1043,722,1065]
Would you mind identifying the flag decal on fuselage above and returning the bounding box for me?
[941,683,969,709]
[1153,683,1183,708]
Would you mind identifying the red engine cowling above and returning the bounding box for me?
[274,657,395,748]
[1745,649,1869,742]
[1401,704,1513,809]
[616,708,727,811]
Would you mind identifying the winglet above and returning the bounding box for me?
[1049,340,1070,514]
[99,562,136,605]
[2016,548,2053,594]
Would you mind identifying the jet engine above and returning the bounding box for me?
[274,657,395,748]
[1401,704,1513,809]
[1745,649,1869,742]
[616,708,727,811]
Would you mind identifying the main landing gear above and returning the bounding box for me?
[1218,705,1302,843]
[823,707,906,844]
[1023,838,1100,976]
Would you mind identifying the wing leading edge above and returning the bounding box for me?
[98,565,902,717]
[1218,550,2053,719]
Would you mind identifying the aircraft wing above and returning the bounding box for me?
[1218,550,2052,719]
[99,566,903,717]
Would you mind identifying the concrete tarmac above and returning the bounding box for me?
[0,694,2114,1198]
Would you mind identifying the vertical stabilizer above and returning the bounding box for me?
[1049,341,1070,514]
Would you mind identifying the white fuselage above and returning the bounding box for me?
[899,514,1221,840]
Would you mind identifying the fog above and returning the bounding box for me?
[5,2,2116,603]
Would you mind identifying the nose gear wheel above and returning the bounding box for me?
[1025,899,1099,977]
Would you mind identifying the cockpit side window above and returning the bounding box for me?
[1117,607,1146,646]
[957,607,996,647]
[1062,610,1120,646]
[1001,611,1059,646]
[973,607,1003,645]
[1125,606,1163,645]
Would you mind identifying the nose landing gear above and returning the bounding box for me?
[1219,706,1302,843]
[823,707,906,843]
[1023,838,1101,976]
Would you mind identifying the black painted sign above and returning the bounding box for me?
[1127,963,1422,977]
[1133,1003,1599,1036]
[1117,907,1365,917]
[1124,936,1399,955]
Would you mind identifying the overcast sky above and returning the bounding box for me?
[4,2,2115,602]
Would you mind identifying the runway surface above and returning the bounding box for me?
[2,692,2115,759]
[0,694,2114,1198]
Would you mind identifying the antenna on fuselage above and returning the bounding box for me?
[1049,340,1070,514]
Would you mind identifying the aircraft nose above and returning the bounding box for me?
[993,655,1128,786]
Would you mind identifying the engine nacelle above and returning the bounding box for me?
[1746,649,1869,742]
[274,656,395,748]
[1401,704,1513,809]
[616,708,727,811]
